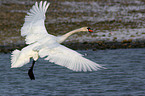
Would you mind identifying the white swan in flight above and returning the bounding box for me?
[11,1,105,80]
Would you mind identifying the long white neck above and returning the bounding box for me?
[57,28,84,43]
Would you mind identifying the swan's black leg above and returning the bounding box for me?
[28,60,36,80]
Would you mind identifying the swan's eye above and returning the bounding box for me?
[87,27,93,32]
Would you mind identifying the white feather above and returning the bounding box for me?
[38,45,104,72]
[11,1,105,72]
[11,44,38,68]
[21,1,51,44]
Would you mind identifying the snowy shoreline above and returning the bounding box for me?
[1,0,145,52]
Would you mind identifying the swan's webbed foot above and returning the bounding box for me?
[28,67,35,80]
[28,60,36,80]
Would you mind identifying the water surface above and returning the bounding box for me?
[0,48,145,96]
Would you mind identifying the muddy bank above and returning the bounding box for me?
[1,0,145,53]
[1,41,145,53]
[64,41,145,50]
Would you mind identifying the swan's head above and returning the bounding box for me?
[80,27,93,33]
[87,27,93,33]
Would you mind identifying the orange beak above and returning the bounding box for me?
[87,27,93,33]
[89,29,93,32]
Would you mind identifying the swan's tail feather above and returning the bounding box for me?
[11,49,21,67]
[11,49,30,68]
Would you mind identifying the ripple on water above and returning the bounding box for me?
[0,48,145,95]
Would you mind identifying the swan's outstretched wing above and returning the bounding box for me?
[21,1,54,44]
[38,45,105,72]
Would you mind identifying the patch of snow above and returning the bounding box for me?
[66,28,145,42]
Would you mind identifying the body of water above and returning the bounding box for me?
[0,48,145,96]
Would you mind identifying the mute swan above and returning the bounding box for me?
[11,1,105,80]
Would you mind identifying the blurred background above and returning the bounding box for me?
[1,0,145,52]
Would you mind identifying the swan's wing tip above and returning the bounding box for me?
[39,45,106,72]
[21,1,52,44]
